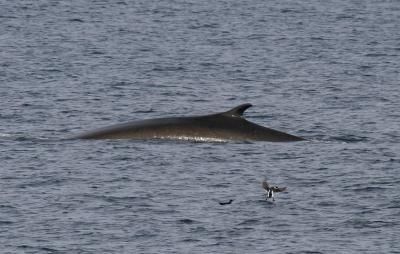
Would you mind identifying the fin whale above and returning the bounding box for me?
[73,103,304,142]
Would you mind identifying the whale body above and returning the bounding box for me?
[73,103,304,142]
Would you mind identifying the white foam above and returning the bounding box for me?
[159,136,228,143]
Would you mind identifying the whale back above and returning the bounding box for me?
[74,104,304,142]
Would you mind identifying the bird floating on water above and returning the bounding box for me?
[219,199,234,205]
[262,179,287,202]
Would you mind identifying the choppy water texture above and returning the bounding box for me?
[1,0,400,253]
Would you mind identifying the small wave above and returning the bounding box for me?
[90,50,105,55]
[133,230,158,238]
[0,133,59,142]
[188,23,219,29]
[208,183,230,188]
[388,200,400,209]
[177,218,200,225]
[0,133,36,142]
[336,14,354,20]
[14,136,34,142]
[280,8,302,14]
[365,53,388,57]
[18,245,60,253]
[317,201,337,207]
[329,135,369,143]
[68,18,84,22]
[152,66,186,72]
[352,186,387,192]
[237,219,259,226]
[80,194,142,204]
[103,195,141,203]
[345,219,396,229]
[181,238,201,243]
[0,220,13,225]
[17,178,67,189]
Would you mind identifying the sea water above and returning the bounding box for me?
[1,0,399,253]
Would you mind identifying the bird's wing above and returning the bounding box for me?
[262,180,269,190]
[275,187,287,192]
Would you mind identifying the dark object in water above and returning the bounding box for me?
[73,103,305,142]
[219,199,234,205]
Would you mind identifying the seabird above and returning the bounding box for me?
[262,179,287,201]
[219,199,234,205]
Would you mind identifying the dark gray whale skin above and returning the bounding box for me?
[73,103,304,142]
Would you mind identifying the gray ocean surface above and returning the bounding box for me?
[1,0,400,253]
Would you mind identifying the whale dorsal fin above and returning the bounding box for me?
[222,103,253,118]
